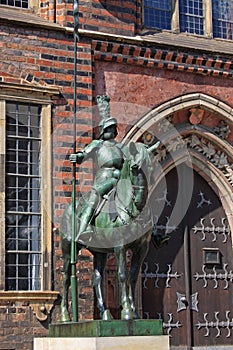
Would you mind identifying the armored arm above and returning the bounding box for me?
[69,151,84,164]
[69,139,102,164]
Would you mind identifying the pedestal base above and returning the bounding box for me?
[49,319,163,337]
[34,335,169,350]
[36,320,169,350]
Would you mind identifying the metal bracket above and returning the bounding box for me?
[176,292,198,312]
[196,311,233,338]
[142,262,181,289]
[194,264,233,289]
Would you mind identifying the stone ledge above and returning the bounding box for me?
[0,291,59,321]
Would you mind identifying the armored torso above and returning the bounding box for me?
[96,140,124,169]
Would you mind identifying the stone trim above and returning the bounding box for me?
[0,5,65,31]
[123,93,233,142]
[0,67,60,95]
[92,40,233,78]
[0,291,59,321]
[0,88,55,293]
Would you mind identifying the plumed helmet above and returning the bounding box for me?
[96,95,117,134]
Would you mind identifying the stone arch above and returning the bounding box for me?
[151,149,233,236]
[123,92,233,237]
[123,92,233,142]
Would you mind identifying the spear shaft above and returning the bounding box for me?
[70,0,79,322]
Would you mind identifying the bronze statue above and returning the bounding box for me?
[69,95,126,244]
[60,95,165,322]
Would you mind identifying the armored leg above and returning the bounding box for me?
[75,189,99,243]
[75,178,118,243]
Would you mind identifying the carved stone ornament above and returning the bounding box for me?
[157,116,173,133]
[153,126,233,188]
[213,120,231,139]
[0,291,59,321]
[189,108,205,125]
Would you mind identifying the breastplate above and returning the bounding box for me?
[97,141,123,169]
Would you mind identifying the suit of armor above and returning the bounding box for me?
[71,122,125,243]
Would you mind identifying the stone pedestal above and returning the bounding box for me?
[34,335,169,350]
[34,320,169,350]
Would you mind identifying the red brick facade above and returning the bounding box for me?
[1,1,233,349]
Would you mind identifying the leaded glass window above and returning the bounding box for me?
[143,0,233,40]
[144,0,172,30]
[179,0,204,35]
[5,103,42,291]
[0,0,28,8]
[212,0,233,39]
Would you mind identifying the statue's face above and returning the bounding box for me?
[102,125,117,140]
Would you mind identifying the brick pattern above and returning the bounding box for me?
[77,0,140,36]
[93,40,233,78]
[0,22,95,349]
[40,0,67,26]
[39,0,141,36]
[0,304,48,350]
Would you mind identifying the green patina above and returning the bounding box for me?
[49,319,163,337]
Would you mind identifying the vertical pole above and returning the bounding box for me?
[70,0,79,322]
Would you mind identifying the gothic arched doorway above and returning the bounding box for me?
[142,163,233,349]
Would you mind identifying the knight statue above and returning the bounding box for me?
[70,95,126,244]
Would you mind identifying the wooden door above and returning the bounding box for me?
[142,164,233,349]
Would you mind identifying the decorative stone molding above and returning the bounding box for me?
[0,291,59,321]
[123,93,233,143]
[152,123,233,188]
[213,120,231,140]
[92,39,233,78]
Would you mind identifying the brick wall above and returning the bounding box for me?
[77,0,141,36]
[0,19,95,349]
[0,304,48,350]
[40,0,142,36]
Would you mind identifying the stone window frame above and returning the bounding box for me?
[0,0,39,13]
[5,102,43,292]
[0,82,59,320]
[143,0,215,38]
